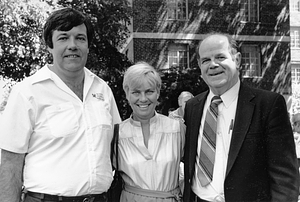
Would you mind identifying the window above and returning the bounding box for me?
[166,0,188,20]
[168,44,188,69]
[240,0,259,22]
[291,30,300,48]
[292,68,300,83]
[241,45,261,77]
[291,0,300,12]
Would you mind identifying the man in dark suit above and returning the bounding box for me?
[183,33,299,202]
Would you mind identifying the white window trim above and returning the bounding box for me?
[291,30,300,49]
[291,0,300,12]
[166,0,188,21]
[240,0,259,23]
[292,67,300,84]
[167,44,189,69]
[241,45,262,78]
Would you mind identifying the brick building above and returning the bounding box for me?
[121,0,291,113]
[290,0,300,114]
[290,0,300,84]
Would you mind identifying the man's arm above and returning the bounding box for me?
[266,95,299,201]
[0,149,25,202]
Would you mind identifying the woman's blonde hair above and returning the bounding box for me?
[123,62,161,96]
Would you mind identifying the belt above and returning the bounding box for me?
[27,191,107,202]
[124,184,182,201]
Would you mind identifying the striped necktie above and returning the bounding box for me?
[198,95,222,186]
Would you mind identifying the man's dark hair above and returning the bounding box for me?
[43,7,94,48]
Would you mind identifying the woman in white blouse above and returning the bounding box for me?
[116,61,185,202]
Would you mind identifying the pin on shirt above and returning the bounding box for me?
[92,93,104,101]
[228,119,234,134]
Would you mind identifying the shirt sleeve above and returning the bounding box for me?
[179,121,186,159]
[109,90,122,124]
[0,84,33,153]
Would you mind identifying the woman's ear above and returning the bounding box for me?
[125,92,129,102]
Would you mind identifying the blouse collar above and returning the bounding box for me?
[129,111,158,126]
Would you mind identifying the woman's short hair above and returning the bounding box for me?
[43,7,94,48]
[123,62,161,96]
[178,91,193,106]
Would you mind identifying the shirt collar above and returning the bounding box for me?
[30,64,52,84]
[208,80,240,108]
[31,64,95,85]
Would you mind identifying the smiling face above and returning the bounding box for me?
[47,24,89,77]
[127,81,159,122]
[198,35,241,95]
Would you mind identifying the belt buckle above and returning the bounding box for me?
[82,196,95,202]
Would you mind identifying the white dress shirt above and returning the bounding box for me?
[192,80,240,201]
[0,64,121,196]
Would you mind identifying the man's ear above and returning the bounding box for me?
[47,46,53,54]
[235,52,242,69]
[197,59,201,69]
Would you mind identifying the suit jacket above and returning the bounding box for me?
[183,83,299,202]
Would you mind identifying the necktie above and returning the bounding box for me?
[198,95,222,186]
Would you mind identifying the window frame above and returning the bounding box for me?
[291,30,300,49]
[240,45,262,78]
[291,0,300,12]
[292,67,300,84]
[166,0,188,21]
[167,44,189,70]
[240,0,259,22]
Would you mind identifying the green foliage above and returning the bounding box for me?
[0,78,17,114]
[0,0,53,80]
[292,83,300,115]
[0,0,134,119]
[158,66,208,115]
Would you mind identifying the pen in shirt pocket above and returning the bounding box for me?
[228,119,234,134]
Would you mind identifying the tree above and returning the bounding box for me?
[0,0,134,119]
[0,0,54,80]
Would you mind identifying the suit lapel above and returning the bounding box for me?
[188,92,208,177]
[226,84,255,176]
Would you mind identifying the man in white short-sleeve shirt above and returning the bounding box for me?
[0,8,121,202]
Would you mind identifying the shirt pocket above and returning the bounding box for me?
[90,101,112,129]
[45,102,79,138]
